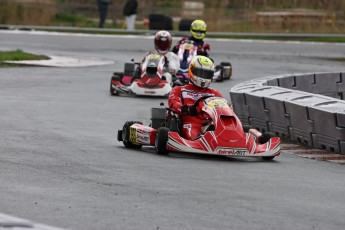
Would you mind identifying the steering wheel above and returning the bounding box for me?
[191,95,214,113]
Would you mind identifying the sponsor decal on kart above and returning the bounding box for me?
[147,53,161,60]
[136,133,150,143]
[182,43,194,51]
[130,126,151,144]
[206,98,229,109]
[216,147,248,156]
[129,127,137,143]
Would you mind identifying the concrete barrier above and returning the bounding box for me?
[230,72,345,154]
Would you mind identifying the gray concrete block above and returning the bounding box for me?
[266,78,279,86]
[265,97,289,125]
[229,92,250,119]
[308,101,345,139]
[268,121,289,138]
[337,72,345,93]
[293,74,314,93]
[249,117,268,133]
[312,73,341,94]
[277,75,295,89]
[230,72,345,155]
[265,74,292,86]
[340,141,345,155]
[337,112,345,128]
[285,95,317,132]
[236,114,250,125]
[245,87,274,119]
[289,127,313,146]
[312,133,340,153]
[320,92,342,99]
[264,89,302,126]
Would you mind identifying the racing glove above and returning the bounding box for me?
[181,105,198,116]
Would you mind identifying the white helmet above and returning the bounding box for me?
[188,56,215,88]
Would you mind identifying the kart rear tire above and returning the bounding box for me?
[122,121,143,149]
[220,62,231,67]
[155,127,169,155]
[220,62,232,80]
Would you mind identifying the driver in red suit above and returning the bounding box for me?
[171,19,210,57]
[168,55,223,140]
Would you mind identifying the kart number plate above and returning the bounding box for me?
[183,44,194,50]
[207,99,229,109]
[147,54,161,60]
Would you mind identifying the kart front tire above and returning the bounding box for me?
[243,125,252,133]
[260,132,274,144]
[262,156,275,160]
[155,127,169,155]
[122,121,143,149]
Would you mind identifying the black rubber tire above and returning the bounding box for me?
[122,121,143,148]
[262,156,275,160]
[220,62,232,80]
[155,127,169,155]
[243,125,252,133]
[179,19,194,31]
[220,62,231,67]
[260,132,274,144]
[149,14,173,30]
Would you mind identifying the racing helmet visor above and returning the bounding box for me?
[191,66,214,80]
[191,29,206,37]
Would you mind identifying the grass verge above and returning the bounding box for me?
[0,49,49,67]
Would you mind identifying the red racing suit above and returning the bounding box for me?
[172,36,210,57]
[168,83,223,140]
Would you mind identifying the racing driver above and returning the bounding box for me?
[172,19,210,57]
[168,55,223,140]
[133,30,180,85]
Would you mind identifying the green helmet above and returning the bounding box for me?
[190,19,207,40]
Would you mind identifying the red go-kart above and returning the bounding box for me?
[117,96,281,160]
[110,53,172,97]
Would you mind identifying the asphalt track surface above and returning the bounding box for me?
[0,31,345,230]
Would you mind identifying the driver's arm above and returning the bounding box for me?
[172,37,187,54]
[168,86,183,115]
[210,88,223,98]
